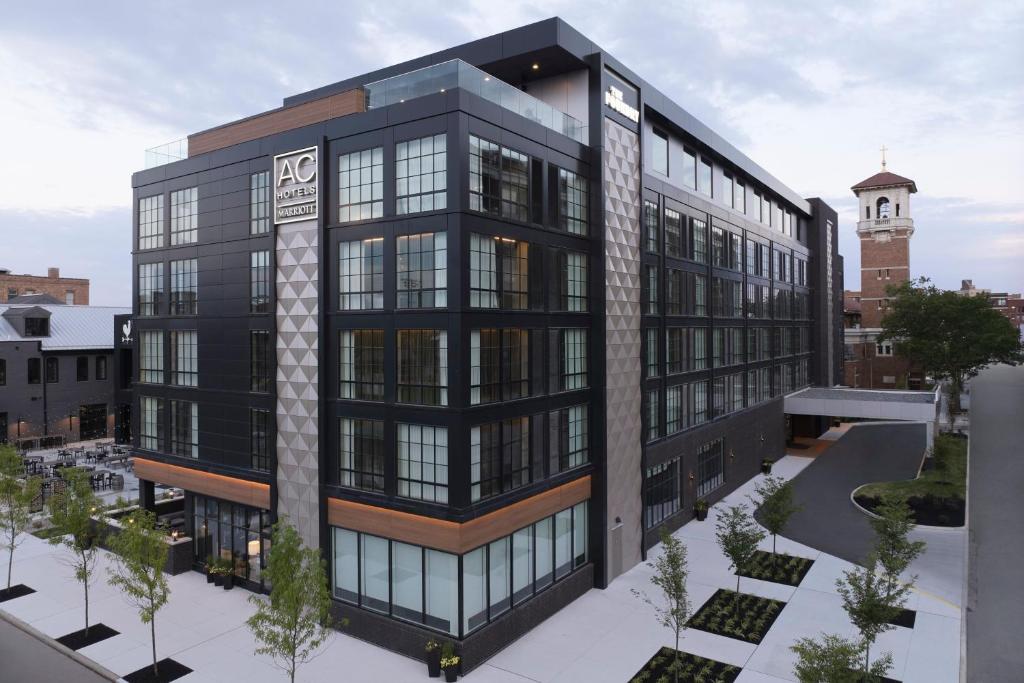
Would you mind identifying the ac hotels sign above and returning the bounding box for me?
[273,146,318,224]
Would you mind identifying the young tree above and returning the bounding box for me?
[107,510,170,678]
[750,475,802,559]
[791,632,893,683]
[870,495,926,605]
[247,520,334,683]
[632,529,691,683]
[879,278,1023,411]
[715,504,766,599]
[836,555,901,678]
[0,445,41,592]
[47,468,104,636]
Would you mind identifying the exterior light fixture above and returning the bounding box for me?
[440,88,445,93]
[484,76,490,82]
[531,63,539,71]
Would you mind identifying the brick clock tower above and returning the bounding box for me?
[843,155,921,389]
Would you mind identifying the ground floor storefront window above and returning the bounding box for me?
[191,494,271,590]
[331,499,589,638]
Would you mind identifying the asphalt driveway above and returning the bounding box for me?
[770,422,927,565]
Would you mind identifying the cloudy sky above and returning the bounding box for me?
[2,0,1021,305]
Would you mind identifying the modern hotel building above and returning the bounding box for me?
[128,18,842,668]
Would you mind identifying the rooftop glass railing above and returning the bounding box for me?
[365,60,587,144]
[144,138,188,169]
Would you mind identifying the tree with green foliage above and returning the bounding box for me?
[632,529,691,683]
[107,510,170,678]
[870,495,926,606]
[247,520,335,683]
[750,475,802,559]
[836,555,901,679]
[47,468,104,636]
[0,445,41,591]
[791,632,893,683]
[879,277,1023,411]
[715,504,766,599]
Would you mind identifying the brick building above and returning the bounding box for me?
[957,280,1024,338]
[0,267,90,305]
[843,165,921,388]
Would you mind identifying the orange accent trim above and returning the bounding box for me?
[326,476,591,554]
[133,457,270,510]
[187,89,365,156]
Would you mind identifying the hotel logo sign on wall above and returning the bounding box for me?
[274,146,318,224]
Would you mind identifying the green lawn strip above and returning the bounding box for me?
[687,589,786,645]
[736,550,814,587]
[30,526,65,540]
[629,646,741,683]
[855,434,966,525]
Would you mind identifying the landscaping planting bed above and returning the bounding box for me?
[30,526,66,540]
[737,550,814,587]
[0,584,35,602]
[123,658,193,683]
[629,646,741,683]
[887,607,916,629]
[56,623,119,650]
[687,589,786,644]
[856,493,964,526]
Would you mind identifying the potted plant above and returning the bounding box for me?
[694,498,709,521]
[440,655,460,682]
[205,555,215,584]
[761,458,775,474]
[425,638,442,678]
[221,559,234,590]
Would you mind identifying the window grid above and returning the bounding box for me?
[339,147,384,221]
[169,399,198,458]
[250,330,271,393]
[339,238,384,310]
[250,171,270,235]
[170,187,198,245]
[559,329,587,391]
[470,329,529,405]
[169,258,198,315]
[644,459,680,528]
[665,208,683,258]
[170,330,198,387]
[397,330,448,406]
[250,251,271,314]
[559,251,588,312]
[396,134,447,215]
[643,200,659,253]
[469,233,498,308]
[697,439,725,497]
[138,195,164,250]
[138,263,163,316]
[140,330,164,384]
[397,424,449,504]
[471,417,531,502]
[339,329,384,401]
[339,417,384,491]
[250,408,271,471]
[558,168,588,236]
[140,397,163,451]
[397,232,447,308]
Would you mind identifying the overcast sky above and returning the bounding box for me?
[2,0,1021,305]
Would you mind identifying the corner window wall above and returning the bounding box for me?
[330,500,588,639]
[396,134,446,215]
[339,147,384,221]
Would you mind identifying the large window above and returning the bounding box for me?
[140,330,164,384]
[169,399,198,459]
[470,329,529,404]
[27,358,40,385]
[397,232,447,308]
[665,207,683,258]
[558,250,587,312]
[550,404,588,472]
[396,134,446,215]
[559,328,587,391]
[713,277,743,318]
[169,258,197,315]
[646,388,659,442]
[45,357,59,383]
[250,408,271,472]
[170,187,198,245]
[468,234,529,310]
[170,330,197,387]
[397,330,448,406]
[140,397,163,451]
[689,217,707,263]
[697,439,725,497]
[250,330,271,393]
[645,327,659,377]
[339,238,384,310]
[339,330,384,401]
[339,147,384,221]
[397,424,448,503]
[471,417,531,502]
[665,270,707,316]
[644,459,680,528]
[557,168,588,236]
[1,359,8,386]
[645,265,659,315]
[651,129,669,174]
[192,495,271,588]
[697,158,712,196]
[250,171,270,235]
[138,195,164,250]
[644,200,659,253]
[666,327,707,373]
[138,263,163,316]
[77,356,89,382]
[250,251,271,314]
[469,136,529,222]
[338,417,384,492]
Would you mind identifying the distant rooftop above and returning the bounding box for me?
[790,387,936,404]
[0,303,130,350]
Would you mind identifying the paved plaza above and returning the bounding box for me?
[1,447,964,682]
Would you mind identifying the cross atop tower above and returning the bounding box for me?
[880,144,888,170]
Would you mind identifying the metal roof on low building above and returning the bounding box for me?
[0,304,129,350]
